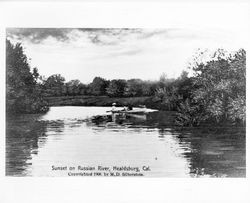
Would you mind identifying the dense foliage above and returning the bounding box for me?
[6,40,49,114]
[6,39,245,126]
[176,49,246,126]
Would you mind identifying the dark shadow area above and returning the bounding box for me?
[174,127,246,177]
[6,114,65,176]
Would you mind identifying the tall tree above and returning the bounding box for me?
[6,39,48,113]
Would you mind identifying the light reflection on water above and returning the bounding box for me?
[6,106,245,177]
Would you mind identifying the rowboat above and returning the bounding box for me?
[92,108,157,123]
[110,109,146,114]
[107,108,157,115]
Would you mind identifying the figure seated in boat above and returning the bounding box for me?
[112,103,117,111]
[121,105,132,112]
[127,105,133,111]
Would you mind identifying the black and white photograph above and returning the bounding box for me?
[5,27,246,177]
[1,1,250,203]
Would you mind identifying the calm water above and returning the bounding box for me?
[6,106,245,177]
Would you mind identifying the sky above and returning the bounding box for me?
[7,28,245,83]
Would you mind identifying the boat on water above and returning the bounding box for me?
[92,106,157,123]
[108,109,146,114]
[106,103,155,115]
[107,107,157,115]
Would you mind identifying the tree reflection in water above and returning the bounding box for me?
[6,109,245,177]
[6,114,65,176]
[88,111,246,177]
[174,127,246,177]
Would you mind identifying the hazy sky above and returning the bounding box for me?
[7,28,244,83]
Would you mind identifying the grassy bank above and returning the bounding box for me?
[45,95,164,109]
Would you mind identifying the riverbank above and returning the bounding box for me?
[45,95,163,109]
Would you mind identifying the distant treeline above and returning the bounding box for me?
[41,73,189,98]
[6,39,246,126]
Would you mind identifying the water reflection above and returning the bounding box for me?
[6,114,65,176]
[175,128,246,177]
[6,114,45,176]
[6,107,245,177]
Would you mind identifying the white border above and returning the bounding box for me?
[0,2,249,203]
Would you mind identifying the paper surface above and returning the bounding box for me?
[0,1,249,203]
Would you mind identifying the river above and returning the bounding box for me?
[6,106,245,177]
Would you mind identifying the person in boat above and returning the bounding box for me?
[112,103,117,111]
[122,106,128,111]
[127,105,133,111]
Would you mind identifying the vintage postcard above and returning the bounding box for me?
[5,27,246,177]
[1,1,250,203]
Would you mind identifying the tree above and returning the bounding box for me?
[159,73,168,84]
[178,70,189,80]
[6,39,48,113]
[43,74,65,96]
[88,77,109,96]
[155,85,180,110]
[176,49,246,126]
[159,72,175,87]
[65,79,81,96]
[78,83,88,95]
[124,79,143,96]
[106,79,127,97]
[227,49,246,123]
